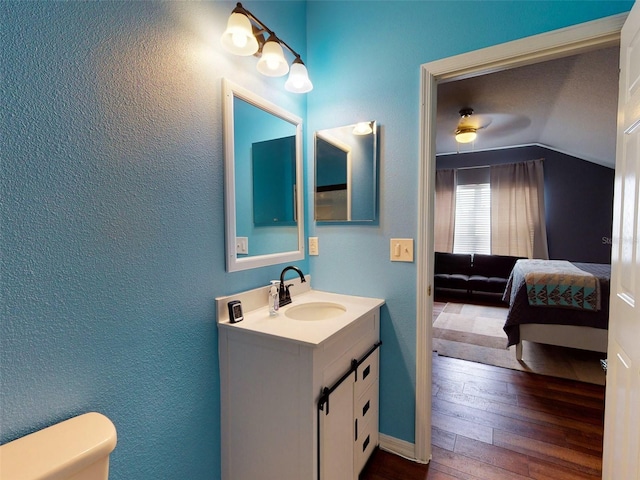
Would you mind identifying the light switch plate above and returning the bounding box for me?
[309,237,319,255]
[236,237,248,255]
[390,238,414,262]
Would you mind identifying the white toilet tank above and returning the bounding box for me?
[0,412,117,480]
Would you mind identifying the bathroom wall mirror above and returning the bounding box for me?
[315,122,378,223]
[222,79,304,272]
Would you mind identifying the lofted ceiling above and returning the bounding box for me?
[435,46,620,168]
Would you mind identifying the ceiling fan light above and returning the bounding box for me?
[257,37,289,77]
[455,126,477,143]
[221,12,259,56]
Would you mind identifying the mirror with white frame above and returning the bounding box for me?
[222,79,304,272]
[315,122,377,222]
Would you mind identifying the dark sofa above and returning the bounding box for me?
[434,252,524,300]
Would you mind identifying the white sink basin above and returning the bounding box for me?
[285,302,346,321]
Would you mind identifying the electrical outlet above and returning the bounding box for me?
[390,238,414,262]
[309,237,319,255]
[236,237,248,255]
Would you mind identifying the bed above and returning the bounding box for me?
[502,260,610,360]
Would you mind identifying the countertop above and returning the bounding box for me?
[217,289,384,346]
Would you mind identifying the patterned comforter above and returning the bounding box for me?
[517,259,601,311]
[502,261,610,347]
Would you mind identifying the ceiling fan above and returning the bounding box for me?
[454,108,492,144]
[452,107,533,148]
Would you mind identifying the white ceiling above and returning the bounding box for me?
[435,46,620,168]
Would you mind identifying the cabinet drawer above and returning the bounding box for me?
[355,380,378,432]
[355,348,379,399]
[354,409,378,474]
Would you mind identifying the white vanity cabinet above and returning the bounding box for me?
[217,288,382,480]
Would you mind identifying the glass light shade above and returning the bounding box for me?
[353,122,373,135]
[221,12,259,56]
[455,127,477,143]
[284,62,313,93]
[256,39,289,77]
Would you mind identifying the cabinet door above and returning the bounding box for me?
[320,375,354,480]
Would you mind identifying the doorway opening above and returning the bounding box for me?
[414,14,625,463]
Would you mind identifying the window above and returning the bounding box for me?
[452,167,491,254]
[453,182,491,254]
[436,161,548,258]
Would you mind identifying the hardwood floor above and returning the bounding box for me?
[360,353,605,480]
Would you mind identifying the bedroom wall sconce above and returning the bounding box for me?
[221,2,313,93]
[455,108,477,143]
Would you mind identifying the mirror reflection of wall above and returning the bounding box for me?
[252,136,296,226]
[316,133,349,220]
[315,122,377,223]
[234,97,298,256]
[233,98,298,256]
[223,79,304,272]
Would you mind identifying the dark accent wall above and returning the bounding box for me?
[437,146,614,264]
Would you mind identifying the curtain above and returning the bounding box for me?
[434,168,456,253]
[490,159,549,259]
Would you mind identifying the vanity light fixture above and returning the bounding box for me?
[353,121,373,135]
[454,108,477,143]
[221,3,313,93]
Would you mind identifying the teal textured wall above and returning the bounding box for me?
[0,2,307,479]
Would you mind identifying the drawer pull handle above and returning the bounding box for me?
[363,400,370,417]
[362,435,370,452]
[363,365,371,380]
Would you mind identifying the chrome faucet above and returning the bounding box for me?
[279,265,306,307]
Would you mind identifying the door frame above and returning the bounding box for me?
[415,13,627,462]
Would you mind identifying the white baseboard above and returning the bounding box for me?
[378,434,429,464]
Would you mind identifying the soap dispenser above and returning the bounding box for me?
[268,280,280,316]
